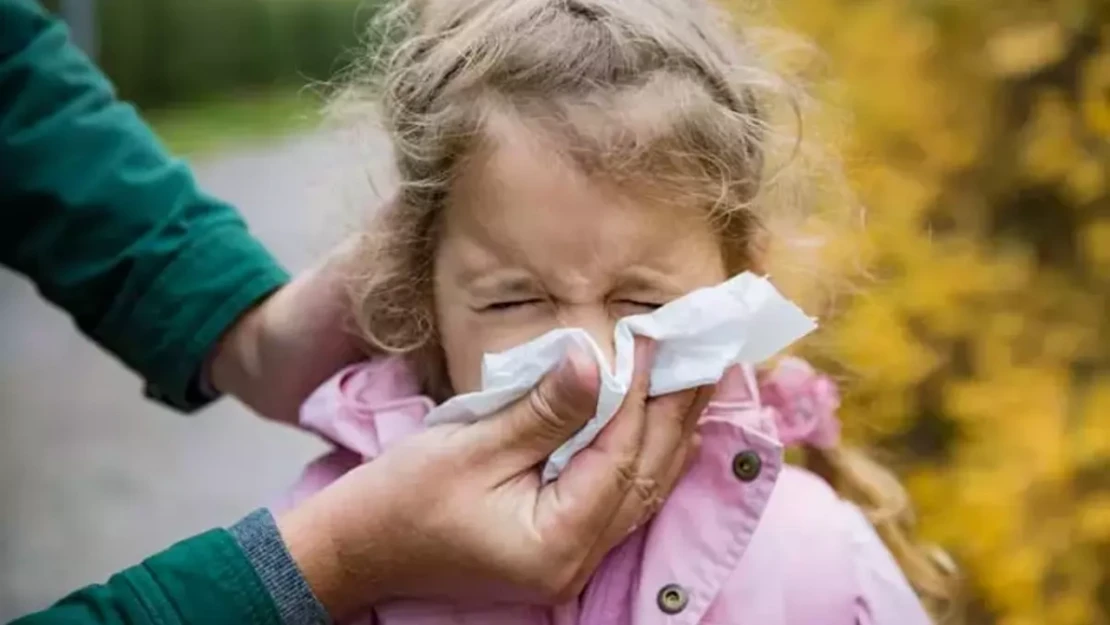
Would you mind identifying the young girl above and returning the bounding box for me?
[288,0,957,622]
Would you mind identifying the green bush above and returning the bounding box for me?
[91,0,377,108]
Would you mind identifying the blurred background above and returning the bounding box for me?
[1,1,1108,624]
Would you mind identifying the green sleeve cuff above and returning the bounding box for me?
[121,528,285,625]
[231,509,332,624]
[13,527,285,625]
[123,223,290,412]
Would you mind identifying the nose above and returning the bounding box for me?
[556,305,618,370]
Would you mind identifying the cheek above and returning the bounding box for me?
[435,300,563,394]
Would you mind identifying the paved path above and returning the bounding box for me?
[0,128,392,619]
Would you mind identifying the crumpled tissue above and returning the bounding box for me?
[424,272,817,481]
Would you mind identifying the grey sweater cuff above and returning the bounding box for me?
[230,508,332,625]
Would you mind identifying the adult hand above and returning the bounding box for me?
[208,240,366,424]
[277,338,713,619]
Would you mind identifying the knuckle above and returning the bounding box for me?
[631,476,661,503]
[648,390,695,423]
[618,388,648,416]
[614,457,638,491]
[527,385,568,439]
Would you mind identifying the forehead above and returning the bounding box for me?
[439,119,722,285]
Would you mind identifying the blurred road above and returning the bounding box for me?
[0,128,392,619]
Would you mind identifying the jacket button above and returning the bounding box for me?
[732,450,762,482]
[657,583,689,614]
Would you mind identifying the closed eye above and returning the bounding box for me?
[616,300,664,311]
[482,299,545,312]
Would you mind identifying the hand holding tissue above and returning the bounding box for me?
[425,272,817,481]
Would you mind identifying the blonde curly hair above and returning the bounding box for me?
[332,0,959,619]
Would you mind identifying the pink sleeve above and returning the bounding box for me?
[842,503,932,625]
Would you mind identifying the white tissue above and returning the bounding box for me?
[424,272,817,481]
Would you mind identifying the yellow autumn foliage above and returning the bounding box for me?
[732,0,1110,622]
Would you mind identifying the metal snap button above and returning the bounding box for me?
[657,583,688,614]
[732,450,762,482]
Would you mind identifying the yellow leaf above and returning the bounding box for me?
[1075,377,1110,463]
[1020,90,1085,183]
[987,22,1067,77]
[1080,48,1110,137]
[1064,156,1105,205]
[1077,493,1110,541]
[1081,218,1110,274]
[1047,592,1097,625]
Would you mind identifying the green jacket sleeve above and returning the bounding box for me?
[0,0,289,411]
[11,529,284,625]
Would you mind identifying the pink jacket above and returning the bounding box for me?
[285,357,930,625]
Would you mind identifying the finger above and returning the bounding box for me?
[527,339,656,560]
[637,386,706,483]
[654,385,712,498]
[636,383,712,503]
[530,437,636,578]
[587,336,655,457]
[471,346,601,468]
[686,433,703,474]
[566,430,708,592]
[643,409,706,520]
[627,335,654,398]
[653,430,702,507]
[586,386,702,553]
[682,384,715,437]
[564,436,699,595]
[638,438,694,526]
[583,381,712,559]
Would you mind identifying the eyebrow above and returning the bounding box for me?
[463,266,692,301]
[612,267,687,296]
[464,272,544,298]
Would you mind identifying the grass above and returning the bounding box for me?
[146,87,324,157]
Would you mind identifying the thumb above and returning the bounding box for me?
[479,347,601,467]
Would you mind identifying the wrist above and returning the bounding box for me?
[209,300,266,399]
[277,490,395,618]
[231,510,331,625]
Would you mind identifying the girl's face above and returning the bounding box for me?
[433,122,729,393]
